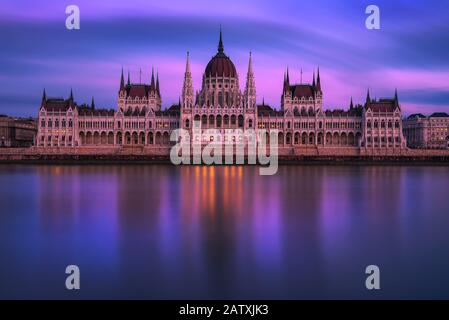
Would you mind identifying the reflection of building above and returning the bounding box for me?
[403,113,449,149]
[36,30,407,151]
[0,115,36,147]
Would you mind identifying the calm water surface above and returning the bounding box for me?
[1,165,449,299]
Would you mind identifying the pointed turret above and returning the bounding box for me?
[150,66,155,91]
[316,67,321,92]
[218,25,224,54]
[156,71,160,96]
[394,88,400,109]
[91,96,95,109]
[41,88,46,103]
[244,51,256,109]
[312,72,316,87]
[182,51,194,108]
[127,71,130,86]
[120,67,125,89]
[350,97,354,109]
[69,88,74,101]
[366,88,371,104]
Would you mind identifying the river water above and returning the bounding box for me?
[1,164,449,299]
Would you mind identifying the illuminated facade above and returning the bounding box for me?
[36,31,407,150]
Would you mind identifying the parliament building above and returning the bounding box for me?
[36,31,407,152]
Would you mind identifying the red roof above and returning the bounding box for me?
[126,84,153,98]
[41,98,75,112]
[365,99,398,112]
[290,85,314,99]
[205,54,237,78]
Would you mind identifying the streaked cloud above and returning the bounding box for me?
[0,0,448,116]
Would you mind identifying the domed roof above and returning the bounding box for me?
[204,30,237,78]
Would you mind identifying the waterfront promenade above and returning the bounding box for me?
[1,146,449,163]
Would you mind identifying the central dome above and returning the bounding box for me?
[204,30,237,78]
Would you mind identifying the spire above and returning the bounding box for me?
[244,51,256,109]
[300,68,303,84]
[150,66,155,90]
[120,67,124,89]
[185,51,191,74]
[366,88,371,104]
[182,51,194,108]
[350,97,354,109]
[127,71,130,86]
[262,97,265,106]
[218,25,224,54]
[316,67,321,91]
[312,72,316,87]
[156,70,160,95]
[283,67,290,93]
[69,88,73,101]
[91,96,95,110]
[394,88,398,102]
[247,51,253,74]
[41,88,46,102]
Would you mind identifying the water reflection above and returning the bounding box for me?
[1,165,449,299]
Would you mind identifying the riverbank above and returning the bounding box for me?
[1,146,449,164]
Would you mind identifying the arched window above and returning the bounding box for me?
[185,119,190,128]
[238,115,244,128]
[216,115,222,127]
[218,92,223,107]
[248,119,253,128]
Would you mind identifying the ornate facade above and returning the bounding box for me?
[36,31,407,151]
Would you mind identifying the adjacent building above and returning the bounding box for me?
[0,115,37,147]
[403,113,449,149]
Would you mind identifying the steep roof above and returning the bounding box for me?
[257,104,284,117]
[429,112,449,118]
[365,98,398,112]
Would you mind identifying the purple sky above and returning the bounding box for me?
[1,0,449,117]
